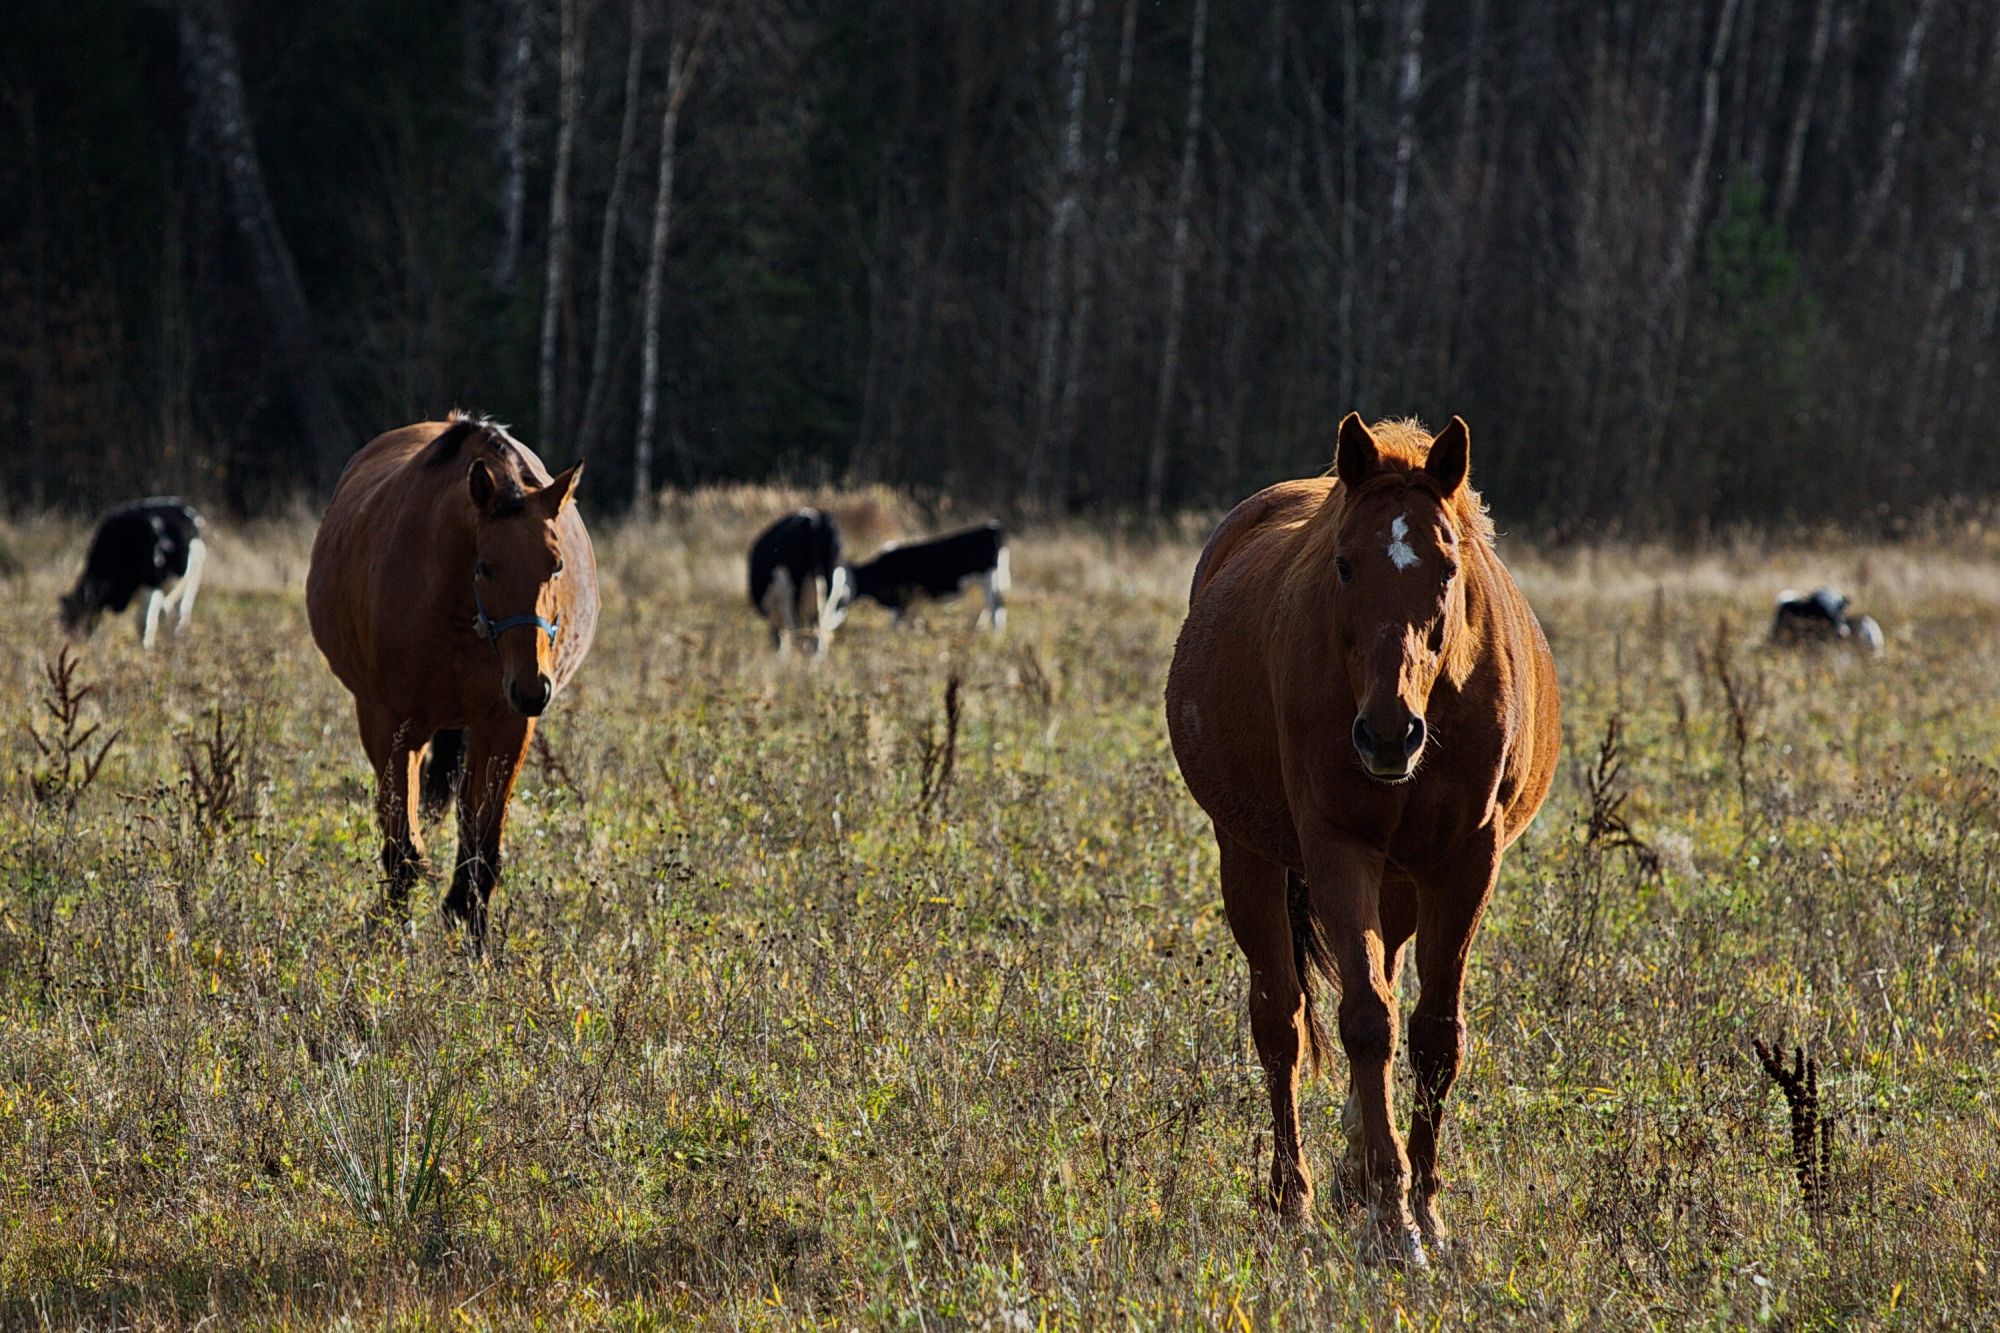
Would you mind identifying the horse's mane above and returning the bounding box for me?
[1322,417,1496,549]
[420,410,535,514]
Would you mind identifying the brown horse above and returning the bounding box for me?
[307,413,598,948]
[1165,415,1559,1266]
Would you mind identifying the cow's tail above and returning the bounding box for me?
[421,728,467,819]
[1287,870,1334,1075]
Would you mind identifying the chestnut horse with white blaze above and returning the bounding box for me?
[1166,415,1559,1266]
[307,413,598,948]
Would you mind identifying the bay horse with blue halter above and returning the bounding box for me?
[307,413,598,948]
[1166,415,1560,1266]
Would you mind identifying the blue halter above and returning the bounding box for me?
[473,577,560,646]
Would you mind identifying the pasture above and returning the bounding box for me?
[1,491,1995,1328]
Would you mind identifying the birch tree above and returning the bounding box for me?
[1142,0,1208,519]
[176,0,352,487]
[1026,0,1094,506]
[578,0,649,456]
[492,0,535,289]
[633,6,720,505]
[1850,0,1941,254]
[538,0,584,447]
[1387,0,1425,245]
[1774,0,1836,221]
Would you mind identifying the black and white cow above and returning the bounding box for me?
[60,498,207,649]
[828,520,1009,632]
[748,508,843,653]
[1770,586,1884,655]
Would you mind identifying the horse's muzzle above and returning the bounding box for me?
[508,674,554,717]
[1353,712,1425,782]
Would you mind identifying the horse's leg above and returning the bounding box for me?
[1301,830,1423,1266]
[443,715,534,954]
[1406,836,1502,1255]
[359,706,426,922]
[1339,867,1418,1203]
[1218,830,1313,1222]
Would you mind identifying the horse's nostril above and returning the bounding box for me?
[509,677,554,716]
[1351,716,1374,755]
[1405,715,1427,756]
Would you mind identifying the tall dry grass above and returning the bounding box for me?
[0,498,1996,1327]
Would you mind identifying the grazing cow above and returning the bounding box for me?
[827,520,1009,631]
[748,508,843,653]
[60,498,208,648]
[1771,587,1884,654]
[1166,416,1561,1266]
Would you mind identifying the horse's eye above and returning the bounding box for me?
[1441,560,1460,582]
[552,558,565,579]
[1336,557,1354,584]
[475,560,494,580]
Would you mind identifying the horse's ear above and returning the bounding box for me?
[543,460,584,515]
[1422,416,1470,497]
[468,459,499,513]
[1335,413,1380,487]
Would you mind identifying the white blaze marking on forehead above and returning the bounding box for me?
[1386,514,1419,571]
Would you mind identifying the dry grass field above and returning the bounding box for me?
[1,490,1997,1328]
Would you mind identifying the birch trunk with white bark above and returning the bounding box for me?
[634,8,718,505]
[1026,0,1094,506]
[1142,0,1208,519]
[538,0,584,447]
[578,0,648,457]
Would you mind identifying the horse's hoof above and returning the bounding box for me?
[1332,1162,1370,1211]
[363,898,412,938]
[1412,1197,1461,1264]
[1359,1223,1429,1271]
[1271,1188,1314,1228]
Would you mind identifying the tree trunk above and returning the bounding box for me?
[1100,0,1138,170]
[177,0,352,489]
[1142,0,1208,519]
[577,0,648,457]
[1337,0,1361,412]
[1775,0,1836,221]
[1850,0,1941,255]
[1026,0,1094,506]
[1722,0,1761,176]
[1387,0,1426,246]
[634,7,718,505]
[1050,0,1137,501]
[16,87,49,507]
[538,0,584,448]
[492,0,534,290]
[1644,0,1742,511]
[1656,0,1742,319]
[1457,0,1487,161]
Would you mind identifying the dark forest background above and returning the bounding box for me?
[2,0,1995,532]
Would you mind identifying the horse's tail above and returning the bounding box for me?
[1287,870,1334,1076]
[421,728,466,819]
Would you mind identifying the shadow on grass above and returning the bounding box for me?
[2,1218,831,1325]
